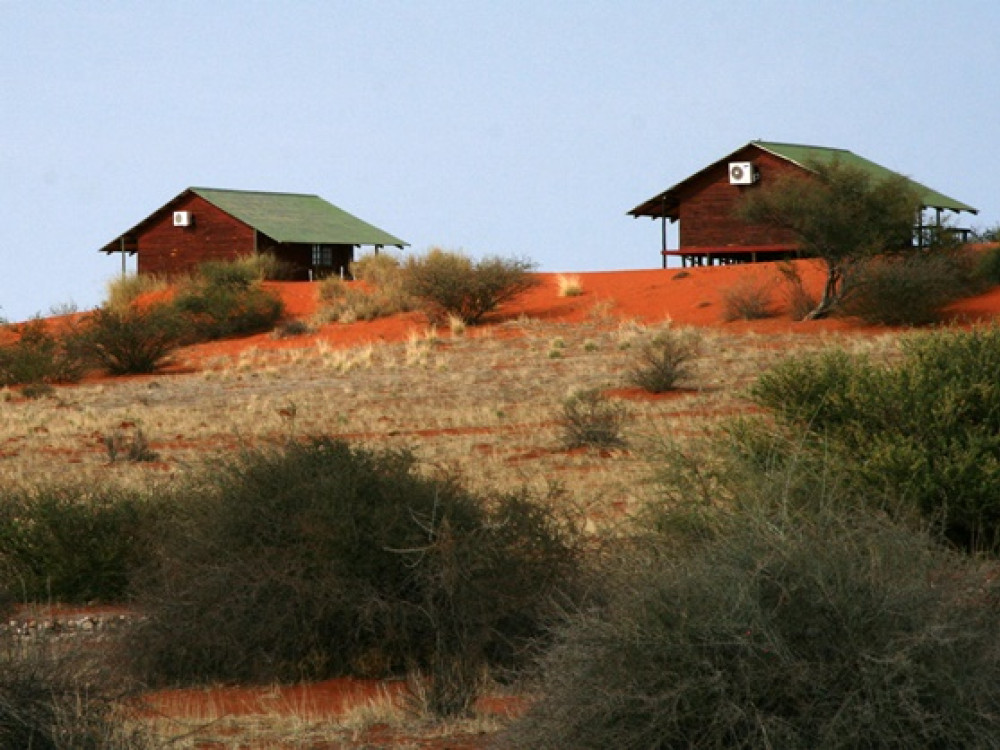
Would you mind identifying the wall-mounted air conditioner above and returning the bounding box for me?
[728,162,757,185]
[173,211,192,227]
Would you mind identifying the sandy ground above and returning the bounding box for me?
[8,257,1000,748]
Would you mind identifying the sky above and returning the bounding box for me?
[2,1,997,322]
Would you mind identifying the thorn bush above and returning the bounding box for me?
[560,389,628,449]
[403,248,539,325]
[128,438,582,717]
[625,329,700,393]
[504,507,1000,749]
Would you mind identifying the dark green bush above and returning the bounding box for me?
[839,250,979,325]
[625,329,699,393]
[19,382,56,400]
[504,507,1000,749]
[128,438,581,716]
[0,319,88,386]
[81,304,184,375]
[403,249,539,325]
[0,484,156,603]
[560,389,628,449]
[976,244,1000,286]
[0,640,149,749]
[271,319,311,338]
[750,327,1000,550]
[172,281,284,340]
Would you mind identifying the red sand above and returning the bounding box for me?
[243,260,1000,358]
[13,261,1000,371]
[168,262,888,368]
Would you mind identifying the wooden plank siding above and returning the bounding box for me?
[136,194,255,276]
[678,150,799,249]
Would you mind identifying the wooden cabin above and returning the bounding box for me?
[629,141,978,267]
[99,187,407,279]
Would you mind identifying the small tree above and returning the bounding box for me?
[82,304,184,375]
[738,159,922,319]
[403,248,539,325]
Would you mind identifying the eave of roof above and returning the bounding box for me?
[628,140,977,219]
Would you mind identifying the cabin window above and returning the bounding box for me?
[312,244,334,267]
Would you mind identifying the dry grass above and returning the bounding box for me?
[0,315,899,521]
[556,274,584,297]
[0,312,909,749]
[139,682,511,748]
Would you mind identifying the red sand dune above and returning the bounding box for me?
[10,259,1000,364]
[189,260,1000,366]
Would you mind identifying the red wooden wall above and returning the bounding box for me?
[678,150,800,249]
[136,194,254,276]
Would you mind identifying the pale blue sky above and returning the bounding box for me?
[2,1,996,322]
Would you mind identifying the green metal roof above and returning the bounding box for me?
[751,141,977,214]
[191,188,407,247]
[629,140,977,219]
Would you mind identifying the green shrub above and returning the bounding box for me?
[172,279,284,339]
[0,640,149,749]
[839,251,979,325]
[0,319,88,386]
[505,506,1000,750]
[271,318,311,338]
[104,427,158,463]
[560,389,628,449]
[0,484,157,603]
[128,438,581,716]
[403,248,539,325]
[976,244,1000,286]
[625,329,699,393]
[19,382,56,400]
[81,304,184,375]
[750,327,1000,551]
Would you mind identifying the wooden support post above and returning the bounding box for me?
[660,214,667,269]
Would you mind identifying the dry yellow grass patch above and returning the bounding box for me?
[0,315,898,520]
[556,273,584,297]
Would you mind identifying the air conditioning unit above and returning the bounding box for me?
[728,162,757,185]
[173,211,192,227]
